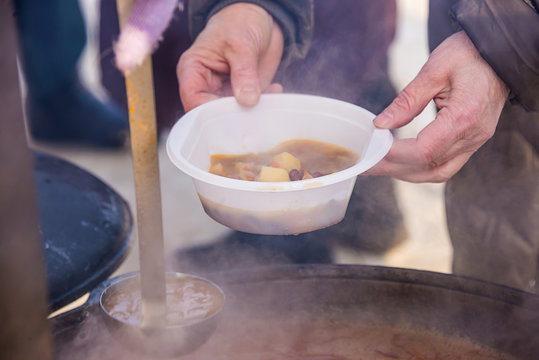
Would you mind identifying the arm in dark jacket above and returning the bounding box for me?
[452,0,539,112]
[188,0,313,65]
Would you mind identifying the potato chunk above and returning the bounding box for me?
[272,152,301,172]
[209,162,224,176]
[258,166,290,182]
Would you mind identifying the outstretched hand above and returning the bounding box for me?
[177,3,284,112]
[367,31,509,183]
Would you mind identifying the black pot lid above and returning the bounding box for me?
[34,151,132,312]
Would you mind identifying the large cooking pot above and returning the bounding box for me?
[52,265,539,359]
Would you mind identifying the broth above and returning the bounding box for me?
[181,319,514,360]
[209,139,359,182]
[58,317,514,360]
[102,277,223,326]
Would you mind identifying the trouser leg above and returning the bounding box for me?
[446,104,539,293]
[14,0,127,147]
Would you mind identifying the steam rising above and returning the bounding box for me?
[53,265,535,359]
[275,1,397,114]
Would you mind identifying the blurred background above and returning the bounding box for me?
[27,0,451,315]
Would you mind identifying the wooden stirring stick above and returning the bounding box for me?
[116,0,167,328]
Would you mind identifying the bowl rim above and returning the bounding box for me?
[166,94,393,193]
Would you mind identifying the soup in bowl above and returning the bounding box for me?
[166,94,392,235]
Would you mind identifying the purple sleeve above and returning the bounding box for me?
[114,0,178,72]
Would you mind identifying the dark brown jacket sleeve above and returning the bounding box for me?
[452,0,539,112]
[188,0,313,65]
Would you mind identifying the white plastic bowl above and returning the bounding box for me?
[166,94,392,235]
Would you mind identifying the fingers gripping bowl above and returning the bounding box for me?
[166,94,392,235]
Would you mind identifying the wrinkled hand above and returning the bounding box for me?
[177,3,284,112]
[367,31,509,183]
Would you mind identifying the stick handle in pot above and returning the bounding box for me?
[116,0,167,328]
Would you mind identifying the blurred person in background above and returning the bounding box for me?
[103,0,407,268]
[14,0,128,148]
[26,0,535,292]
[180,0,406,266]
[424,0,539,293]
[174,0,538,292]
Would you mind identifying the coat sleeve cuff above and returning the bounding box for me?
[452,0,539,112]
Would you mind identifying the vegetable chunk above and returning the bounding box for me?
[272,152,302,172]
[258,166,290,182]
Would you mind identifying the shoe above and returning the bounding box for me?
[28,79,128,148]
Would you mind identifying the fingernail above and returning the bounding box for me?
[237,86,259,106]
[374,109,393,129]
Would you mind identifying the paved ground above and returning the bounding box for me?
[43,0,452,315]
